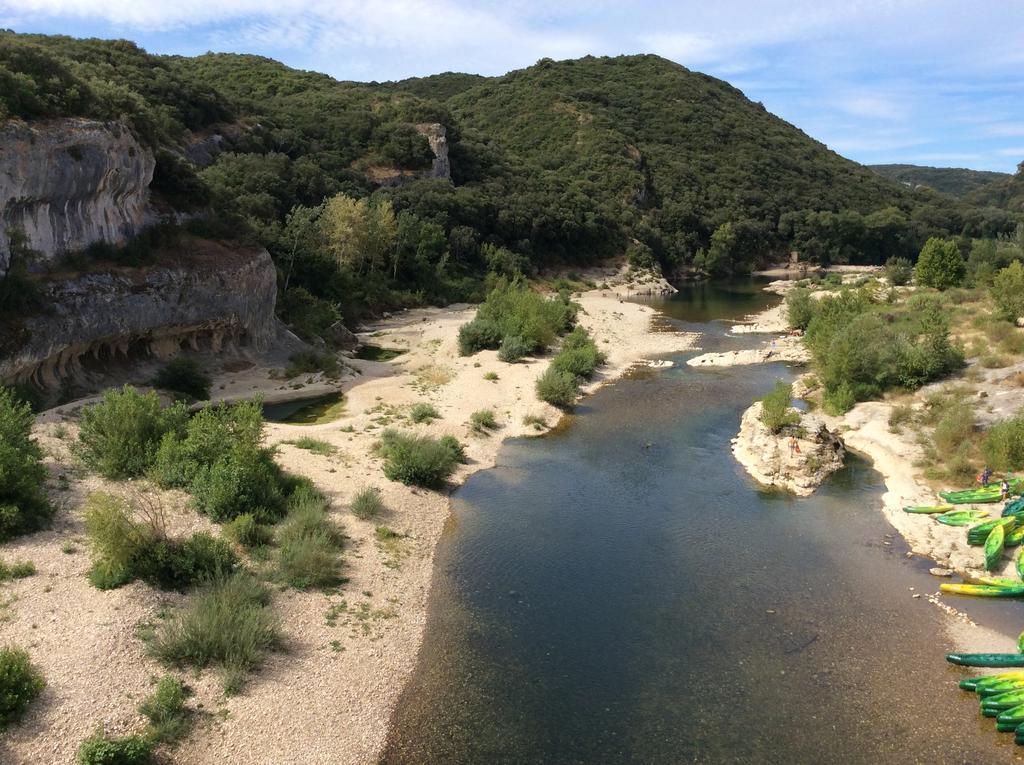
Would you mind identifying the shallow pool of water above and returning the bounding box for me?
[382,285,1023,764]
[263,392,345,424]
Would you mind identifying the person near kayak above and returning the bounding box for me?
[980,467,993,487]
[1002,479,1011,501]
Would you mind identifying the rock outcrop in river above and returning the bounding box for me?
[732,401,845,496]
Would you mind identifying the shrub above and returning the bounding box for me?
[887,404,915,433]
[469,409,498,433]
[288,437,336,456]
[377,429,460,488]
[785,288,815,330]
[350,487,385,520]
[483,371,499,381]
[0,387,51,541]
[759,382,799,434]
[77,731,154,765]
[459,278,576,356]
[439,435,468,464]
[536,367,579,409]
[77,387,187,479]
[551,345,605,380]
[83,492,237,591]
[151,572,279,694]
[152,358,211,401]
[409,403,439,424]
[0,559,36,581]
[915,237,965,290]
[983,413,1024,472]
[275,486,343,589]
[189,447,287,523]
[933,397,976,454]
[223,514,272,549]
[139,676,190,743]
[0,646,45,730]
[458,317,503,356]
[884,256,913,286]
[498,335,532,363]
[991,261,1024,323]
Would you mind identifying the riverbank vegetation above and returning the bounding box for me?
[0,387,51,541]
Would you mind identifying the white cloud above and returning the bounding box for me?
[996,147,1024,157]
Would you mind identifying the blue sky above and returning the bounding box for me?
[3,0,1023,172]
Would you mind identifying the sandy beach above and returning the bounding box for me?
[0,281,696,765]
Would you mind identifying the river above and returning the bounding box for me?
[381,281,1022,764]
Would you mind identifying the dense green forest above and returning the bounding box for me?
[1,31,1022,340]
[869,164,1012,199]
[968,163,1024,213]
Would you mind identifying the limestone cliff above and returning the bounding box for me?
[369,123,452,186]
[0,118,155,274]
[0,243,278,388]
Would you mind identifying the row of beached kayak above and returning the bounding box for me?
[930,484,1024,744]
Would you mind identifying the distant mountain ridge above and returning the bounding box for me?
[869,163,1012,199]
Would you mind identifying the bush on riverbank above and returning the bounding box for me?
[0,646,45,730]
[151,571,279,695]
[139,676,191,744]
[800,289,962,414]
[991,261,1024,323]
[535,327,605,409]
[0,387,52,541]
[274,485,344,589]
[84,492,237,591]
[377,429,462,488]
[785,287,815,330]
[153,400,296,522]
[77,731,154,765]
[350,487,385,519]
[759,382,799,434]
[76,387,188,479]
[459,278,577,356]
[983,411,1024,471]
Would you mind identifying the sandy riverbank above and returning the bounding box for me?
[0,280,696,765]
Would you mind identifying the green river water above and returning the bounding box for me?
[381,281,1023,764]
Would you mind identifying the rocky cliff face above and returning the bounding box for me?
[0,118,155,276]
[0,243,278,388]
[369,123,451,186]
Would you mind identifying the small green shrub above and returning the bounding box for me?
[483,371,499,381]
[887,404,915,433]
[884,256,913,286]
[536,367,579,409]
[152,358,211,401]
[0,646,45,730]
[498,335,532,363]
[409,403,439,424]
[469,409,498,433]
[983,413,1024,472]
[0,559,36,581]
[378,429,460,488]
[551,346,604,379]
[77,387,187,479]
[275,486,343,590]
[458,317,503,356]
[84,492,237,591]
[223,514,272,549]
[151,572,279,694]
[77,731,154,765]
[522,413,547,431]
[759,381,799,434]
[139,676,190,743]
[439,435,468,464]
[933,397,976,454]
[0,387,52,541]
[288,437,336,456]
[350,487,385,520]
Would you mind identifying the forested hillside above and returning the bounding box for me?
[968,163,1024,213]
[869,164,1011,198]
[1,32,1021,340]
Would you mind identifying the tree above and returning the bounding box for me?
[991,260,1024,322]
[914,237,965,290]
[321,194,368,272]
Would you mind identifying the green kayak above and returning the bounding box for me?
[948,653,1024,668]
[961,672,1024,692]
[968,516,1019,546]
[979,678,1024,697]
[998,719,1021,732]
[1004,497,1024,517]
[941,477,1023,504]
[941,583,1024,597]
[936,509,989,526]
[986,523,1008,570]
[982,688,1024,709]
[971,576,1023,587]
[1008,525,1024,547]
[904,505,955,514]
